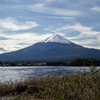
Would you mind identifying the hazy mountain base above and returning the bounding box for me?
[0,66,100,100]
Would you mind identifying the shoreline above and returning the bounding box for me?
[0,66,100,99]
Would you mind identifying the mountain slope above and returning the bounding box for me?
[0,34,100,61]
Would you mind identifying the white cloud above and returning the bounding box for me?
[44,23,100,49]
[0,17,39,31]
[0,32,52,48]
[42,16,73,19]
[65,24,100,39]
[91,6,100,12]
[0,3,83,16]
[48,23,100,38]
[27,3,82,16]
[69,39,100,50]
[65,24,100,49]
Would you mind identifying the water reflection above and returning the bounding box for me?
[0,66,99,83]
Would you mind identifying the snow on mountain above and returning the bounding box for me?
[41,34,72,44]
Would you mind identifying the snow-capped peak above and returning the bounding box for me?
[42,34,72,44]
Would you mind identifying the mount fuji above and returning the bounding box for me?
[0,34,100,62]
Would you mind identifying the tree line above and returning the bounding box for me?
[0,58,100,66]
[67,58,100,66]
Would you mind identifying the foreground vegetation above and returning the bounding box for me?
[0,66,100,100]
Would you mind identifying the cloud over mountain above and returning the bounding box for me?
[0,0,100,51]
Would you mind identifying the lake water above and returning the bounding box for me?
[0,66,100,83]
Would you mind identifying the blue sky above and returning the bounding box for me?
[0,0,100,50]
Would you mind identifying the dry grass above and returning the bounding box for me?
[0,66,100,100]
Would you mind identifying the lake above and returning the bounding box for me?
[0,66,99,83]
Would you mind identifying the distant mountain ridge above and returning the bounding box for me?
[0,34,100,62]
